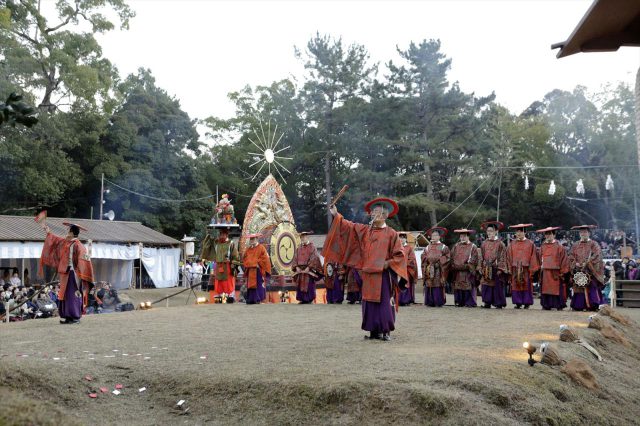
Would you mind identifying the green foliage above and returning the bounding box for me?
[1,19,636,240]
[0,93,38,127]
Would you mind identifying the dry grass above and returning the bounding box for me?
[1,290,639,425]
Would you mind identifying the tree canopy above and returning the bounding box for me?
[0,3,636,240]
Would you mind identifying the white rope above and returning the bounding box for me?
[434,170,496,227]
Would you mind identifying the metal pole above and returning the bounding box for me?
[99,173,104,221]
[90,206,93,220]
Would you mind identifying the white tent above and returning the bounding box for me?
[0,216,181,289]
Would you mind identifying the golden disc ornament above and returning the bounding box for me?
[269,221,300,276]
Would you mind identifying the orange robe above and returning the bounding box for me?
[539,240,570,296]
[322,214,407,303]
[421,243,449,288]
[40,232,94,305]
[243,244,272,289]
[505,238,540,291]
[291,242,322,292]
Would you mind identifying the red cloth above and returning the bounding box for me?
[402,245,418,284]
[479,239,507,286]
[40,232,94,302]
[292,242,322,292]
[346,267,360,293]
[505,238,540,291]
[421,243,449,288]
[322,214,407,303]
[539,241,570,296]
[214,263,235,295]
[242,244,272,289]
[450,242,479,290]
[568,240,604,285]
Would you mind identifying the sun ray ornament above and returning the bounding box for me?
[548,180,556,195]
[247,119,292,183]
[576,179,585,195]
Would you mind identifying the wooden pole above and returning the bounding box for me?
[99,173,104,221]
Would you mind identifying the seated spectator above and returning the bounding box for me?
[10,270,21,286]
[23,269,31,287]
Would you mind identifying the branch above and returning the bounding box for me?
[10,29,38,45]
[45,0,80,33]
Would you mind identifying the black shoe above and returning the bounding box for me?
[524,305,530,310]
[365,332,381,340]
[514,305,522,309]
[59,318,70,324]
[382,333,391,341]
[482,303,491,309]
[496,306,503,309]
[69,319,80,324]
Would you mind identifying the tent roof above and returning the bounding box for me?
[553,0,640,58]
[0,215,180,245]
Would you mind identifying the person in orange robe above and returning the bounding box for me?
[200,227,240,303]
[397,232,417,306]
[40,222,94,324]
[450,229,479,307]
[479,221,508,309]
[537,227,570,310]
[421,227,450,307]
[324,197,408,341]
[568,225,604,311]
[505,224,540,309]
[243,233,272,304]
[292,231,323,304]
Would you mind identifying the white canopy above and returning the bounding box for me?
[0,241,179,289]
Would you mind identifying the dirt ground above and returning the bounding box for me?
[1,289,639,426]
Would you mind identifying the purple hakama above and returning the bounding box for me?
[424,286,446,307]
[540,282,566,310]
[511,277,534,307]
[398,286,412,306]
[57,271,83,320]
[246,268,267,304]
[481,270,507,308]
[570,279,602,311]
[326,275,344,304]
[296,281,316,303]
[454,289,476,307]
[361,270,395,333]
[347,270,362,304]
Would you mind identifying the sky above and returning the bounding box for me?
[87,0,639,122]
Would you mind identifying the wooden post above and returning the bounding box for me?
[610,275,616,307]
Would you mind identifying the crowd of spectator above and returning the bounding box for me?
[1,264,126,321]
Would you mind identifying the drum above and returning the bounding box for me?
[573,271,590,288]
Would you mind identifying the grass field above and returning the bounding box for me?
[1,290,639,425]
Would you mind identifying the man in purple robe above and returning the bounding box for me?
[324,263,345,304]
[569,225,604,311]
[450,229,479,307]
[40,222,95,324]
[479,221,508,309]
[421,228,450,307]
[397,232,417,306]
[325,197,408,341]
[345,267,362,304]
[292,231,323,304]
[505,224,540,309]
